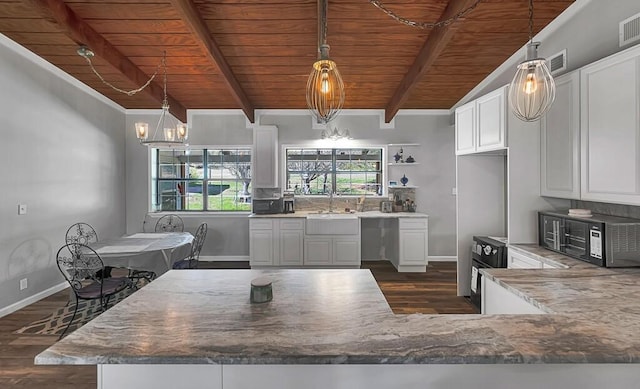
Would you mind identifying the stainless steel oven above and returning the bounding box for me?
[539,211,640,267]
[470,236,507,312]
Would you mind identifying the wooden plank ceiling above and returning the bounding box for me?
[0,0,574,123]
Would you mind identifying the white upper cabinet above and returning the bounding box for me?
[476,86,507,153]
[540,71,581,199]
[455,86,507,155]
[455,101,476,155]
[580,45,640,205]
[252,125,278,188]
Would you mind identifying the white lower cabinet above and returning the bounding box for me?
[507,248,562,269]
[303,235,361,267]
[481,276,545,314]
[393,217,428,272]
[250,218,304,267]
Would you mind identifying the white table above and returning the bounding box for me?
[90,232,194,276]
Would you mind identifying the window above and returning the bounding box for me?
[151,148,252,212]
[285,147,383,196]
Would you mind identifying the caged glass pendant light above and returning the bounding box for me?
[508,0,556,122]
[306,0,345,125]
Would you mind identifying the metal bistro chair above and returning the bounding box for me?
[155,214,184,232]
[173,223,207,269]
[55,243,132,339]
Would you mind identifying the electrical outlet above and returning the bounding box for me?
[20,278,28,290]
[18,204,27,215]
[451,187,457,196]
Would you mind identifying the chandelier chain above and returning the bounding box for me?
[81,51,162,97]
[528,0,534,42]
[369,0,483,29]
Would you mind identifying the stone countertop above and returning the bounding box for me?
[36,265,640,366]
[508,244,594,269]
[249,211,428,218]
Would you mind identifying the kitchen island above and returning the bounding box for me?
[35,266,640,389]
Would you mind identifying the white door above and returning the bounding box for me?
[333,239,360,266]
[280,230,304,266]
[581,47,640,205]
[476,86,507,152]
[455,101,476,155]
[249,230,274,266]
[303,238,332,265]
[540,71,580,199]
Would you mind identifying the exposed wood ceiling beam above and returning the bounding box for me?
[169,0,255,123]
[25,0,188,123]
[384,0,479,123]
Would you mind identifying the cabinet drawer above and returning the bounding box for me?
[508,250,542,269]
[250,219,274,230]
[399,218,428,230]
[279,219,304,230]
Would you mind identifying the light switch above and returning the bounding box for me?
[451,188,457,196]
[18,204,27,215]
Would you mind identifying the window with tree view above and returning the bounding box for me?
[151,148,252,211]
[285,148,383,196]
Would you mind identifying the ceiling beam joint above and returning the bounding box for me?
[169,0,255,123]
[384,0,478,123]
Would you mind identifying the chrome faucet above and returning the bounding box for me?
[326,183,334,213]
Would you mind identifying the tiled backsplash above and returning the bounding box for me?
[572,200,640,220]
[293,188,417,212]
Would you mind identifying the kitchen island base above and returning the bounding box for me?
[99,364,640,389]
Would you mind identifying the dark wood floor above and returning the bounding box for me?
[0,261,473,388]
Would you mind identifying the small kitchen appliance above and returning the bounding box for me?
[252,198,283,214]
[283,192,295,213]
[539,211,640,267]
[380,201,393,213]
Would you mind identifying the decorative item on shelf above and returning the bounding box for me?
[76,46,189,147]
[321,127,352,141]
[388,180,398,187]
[405,155,415,163]
[400,174,409,186]
[508,0,556,122]
[306,0,345,125]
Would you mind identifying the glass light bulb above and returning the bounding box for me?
[135,122,149,140]
[164,127,176,142]
[320,72,330,94]
[524,72,537,95]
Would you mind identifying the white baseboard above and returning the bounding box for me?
[200,255,250,262]
[0,281,68,319]
[428,256,457,262]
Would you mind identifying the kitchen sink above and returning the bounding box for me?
[306,213,359,234]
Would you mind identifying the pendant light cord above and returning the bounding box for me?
[318,0,329,58]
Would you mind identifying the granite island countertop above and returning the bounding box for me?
[35,260,640,366]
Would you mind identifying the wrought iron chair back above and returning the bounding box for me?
[55,243,131,338]
[65,222,98,245]
[155,214,184,232]
[172,222,207,269]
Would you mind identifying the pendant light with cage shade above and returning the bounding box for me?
[508,0,556,122]
[306,0,345,125]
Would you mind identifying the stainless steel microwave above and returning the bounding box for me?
[252,198,282,214]
[539,211,640,267]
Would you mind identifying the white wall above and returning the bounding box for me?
[125,111,457,259]
[0,35,127,312]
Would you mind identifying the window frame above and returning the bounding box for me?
[149,145,253,213]
[280,143,387,197]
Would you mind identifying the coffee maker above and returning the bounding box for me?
[283,192,295,213]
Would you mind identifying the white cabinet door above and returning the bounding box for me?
[304,238,332,265]
[252,126,278,188]
[455,101,476,155]
[476,86,507,152]
[280,230,304,266]
[333,239,360,266]
[581,46,640,205]
[249,230,274,266]
[399,230,428,265]
[541,71,581,199]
